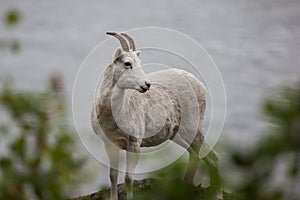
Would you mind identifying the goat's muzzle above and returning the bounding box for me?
[138,82,151,93]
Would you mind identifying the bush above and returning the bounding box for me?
[231,81,300,200]
[0,77,83,200]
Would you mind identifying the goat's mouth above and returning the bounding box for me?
[137,86,149,93]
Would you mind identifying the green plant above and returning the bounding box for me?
[0,77,83,200]
[232,81,300,200]
[1,8,21,52]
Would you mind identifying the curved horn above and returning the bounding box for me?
[106,32,129,51]
[121,33,136,51]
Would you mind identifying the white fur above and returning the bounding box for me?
[91,48,222,200]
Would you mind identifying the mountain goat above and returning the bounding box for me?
[91,32,222,200]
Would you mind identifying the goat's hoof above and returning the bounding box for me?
[216,193,223,200]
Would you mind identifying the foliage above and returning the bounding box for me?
[4,9,21,27]
[0,77,84,200]
[231,81,300,200]
[1,8,21,52]
[130,162,238,200]
[70,160,241,200]
[70,179,240,200]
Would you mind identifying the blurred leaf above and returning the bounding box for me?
[10,40,20,53]
[4,9,21,26]
[0,78,84,200]
[1,9,22,54]
[0,157,12,169]
[230,80,300,200]
[10,135,26,159]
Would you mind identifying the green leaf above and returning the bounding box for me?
[4,9,21,26]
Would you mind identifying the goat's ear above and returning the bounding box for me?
[113,48,123,60]
[135,50,141,56]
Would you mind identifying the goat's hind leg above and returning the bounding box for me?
[172,135,201,185]
[174,134,223,199]
[203,148,222,200]
[184,141,201,184]
[188,140,223,199]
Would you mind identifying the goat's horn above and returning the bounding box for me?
[121,33,136,51]
[106,32,129,51]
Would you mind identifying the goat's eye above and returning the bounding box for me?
[124,62,132,68]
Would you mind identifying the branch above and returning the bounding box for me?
[69,179,154,200]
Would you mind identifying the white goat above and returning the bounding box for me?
[91,32,222,200]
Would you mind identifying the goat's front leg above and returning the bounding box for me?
[125,144,140,199]
[105,144,120,200]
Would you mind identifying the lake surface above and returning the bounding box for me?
[1,0,300,196]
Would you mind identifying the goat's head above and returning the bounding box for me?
[107,32,151,93]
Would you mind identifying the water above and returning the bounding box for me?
[1,0,300,196]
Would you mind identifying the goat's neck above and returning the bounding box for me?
[98,65,127,121]
[111,87,126,114]
[97,64,144,138]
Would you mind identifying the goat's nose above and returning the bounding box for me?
[145,82,151,89]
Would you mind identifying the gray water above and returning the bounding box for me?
[1,0,300,196]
